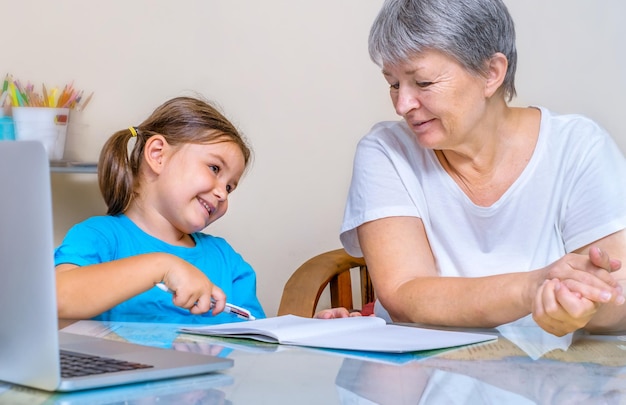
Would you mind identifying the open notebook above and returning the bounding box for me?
[0,141,233,392]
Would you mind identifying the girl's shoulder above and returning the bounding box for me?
[192,232,232,249]
[72,214,133,234]
[66,215,148,247]
[192,232,245,260]
[79,214,126,225]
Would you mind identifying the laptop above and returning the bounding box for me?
[0,141,233,392]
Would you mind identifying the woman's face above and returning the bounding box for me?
[383,49,491,150]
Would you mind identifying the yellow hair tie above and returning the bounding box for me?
[129,126,138,137]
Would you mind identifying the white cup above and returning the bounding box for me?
[12,106,70,160]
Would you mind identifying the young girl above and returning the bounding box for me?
[54,96,265,324]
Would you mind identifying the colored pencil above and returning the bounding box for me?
[1,75,92,111]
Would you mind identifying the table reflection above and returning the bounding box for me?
[335,334,626,405]
[1,321,624,405]
[0,372,232,405]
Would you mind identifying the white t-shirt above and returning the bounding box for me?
[340,107,626,278]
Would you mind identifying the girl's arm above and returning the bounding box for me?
[56,252,225,319]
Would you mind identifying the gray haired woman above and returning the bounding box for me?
[331,0,626,338]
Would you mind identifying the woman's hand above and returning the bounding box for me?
[314,307,364,319]
[532,247,624,336]
[532,278,598,336]
[538,248,622,307]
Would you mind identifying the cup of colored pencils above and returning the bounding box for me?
[1,74,93,111]
[2,74,94,160]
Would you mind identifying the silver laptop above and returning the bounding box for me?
[0,141,233,392]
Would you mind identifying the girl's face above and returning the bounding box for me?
[156,140,246,235]
[382,49,490,151]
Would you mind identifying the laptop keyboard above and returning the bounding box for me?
[60,350,154,378]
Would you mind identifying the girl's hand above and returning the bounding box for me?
[161,257,226,315]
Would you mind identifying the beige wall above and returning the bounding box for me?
[5,1,624,317]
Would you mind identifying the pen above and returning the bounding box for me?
[154,282,255,321]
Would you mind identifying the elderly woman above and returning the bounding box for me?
[336,0,626,337]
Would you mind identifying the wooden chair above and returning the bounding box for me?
[277,248,374,317]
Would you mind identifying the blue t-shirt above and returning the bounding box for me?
[54,214,265,324]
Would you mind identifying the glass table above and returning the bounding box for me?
[0,320,624,404]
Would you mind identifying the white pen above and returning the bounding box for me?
[154,282,255,321]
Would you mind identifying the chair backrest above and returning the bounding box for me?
[278,248,373,317]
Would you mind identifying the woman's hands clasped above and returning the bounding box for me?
[532,247,624,336]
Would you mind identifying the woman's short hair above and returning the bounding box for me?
[369,0,517,100]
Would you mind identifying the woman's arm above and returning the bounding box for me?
[357,216,622,329]
[358,216,535,326]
